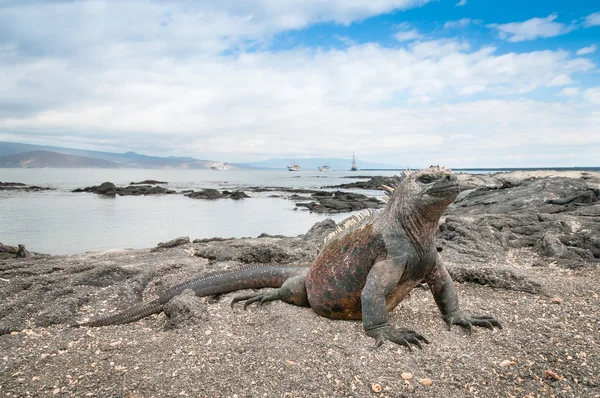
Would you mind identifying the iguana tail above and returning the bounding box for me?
[76,299,162,327]
[75,265,309,327]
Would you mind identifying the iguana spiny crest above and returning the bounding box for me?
[322,166,458,249]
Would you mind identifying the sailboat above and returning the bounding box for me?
[350,152,358,171]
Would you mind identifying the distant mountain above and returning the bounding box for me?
[246,157,400,170]
[0,150,123,168]
[0,142,245,169]
[0,145,20,157]
[0,141,215,168]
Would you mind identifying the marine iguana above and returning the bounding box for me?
[77,166,501,349]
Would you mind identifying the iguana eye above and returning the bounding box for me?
[418,174,434,184]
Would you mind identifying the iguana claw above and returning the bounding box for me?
[231,290,282,310]
[366,326,429,351]
[444,311,502,335]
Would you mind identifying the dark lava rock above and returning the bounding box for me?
[224,190,250,200]
[439,207,600,269]
[192,221,337,264]
[96,182,117,196]
[163,289,209,329]
[185,189,250,200]
[130,180,168,185]
[119,185,175,196]
[0,181,54,192]
[186,189,225,200]
[450,177,597,215]
[326,176,401,190]
[447,264,543,294]
[151,237,191,252]
[294,190,382,213]
[0,243,18,254]
[73,182,175,196]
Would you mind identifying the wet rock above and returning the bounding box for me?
[130,180,168,185]
[225,190,250,200]
[95,182,117,197]
[73,182,175,196]
[185,189,224,200]
[295,191,382,214]
[0,181,54,192]
[185,189,250,200]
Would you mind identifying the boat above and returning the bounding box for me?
[318,165,332,172]
[287,164,301,171]
[210,162,230,171]
[350,152,358,171]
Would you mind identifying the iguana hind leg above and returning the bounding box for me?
[231,275,310,309]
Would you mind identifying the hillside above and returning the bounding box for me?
[0,150,124,168]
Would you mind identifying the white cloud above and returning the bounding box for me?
[458,85,486,95]
[576,44,597,55]
[1,40,595,164]
[0,0,433,58]
[583,87,600,104]
[583,12,600,27]
[394,29,422,42]
[546,74,573,87]
[456,0,467,6]
[0,1,598,167]
[559,87,579,97]
[444,18,473,29]
[488,14,575,42]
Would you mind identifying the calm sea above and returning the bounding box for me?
[0,168,409,255]
[6,167,595,255]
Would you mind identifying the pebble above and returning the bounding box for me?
[545,369,562,381]
[550,297,563,304]
[401,372,412,380]
[419,378,432,386]
[371,383,382,393]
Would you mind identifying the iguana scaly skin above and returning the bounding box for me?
[77,166,501,349]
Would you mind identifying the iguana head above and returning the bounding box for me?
[383,166,459,244]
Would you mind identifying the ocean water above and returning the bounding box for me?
[4,167,594,255]
[0,168,397,255]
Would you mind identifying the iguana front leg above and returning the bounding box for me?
[426,255,502,333]
[361,258,428,350]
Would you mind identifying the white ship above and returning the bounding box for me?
[210,162,230,171]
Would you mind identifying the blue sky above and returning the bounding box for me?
[0,0,599,167]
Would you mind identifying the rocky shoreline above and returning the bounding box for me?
[0,181,54,192]
[1,170,600,397]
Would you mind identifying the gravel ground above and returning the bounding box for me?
[1,246,599,398]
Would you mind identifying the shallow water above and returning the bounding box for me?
[1,168,396,255]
